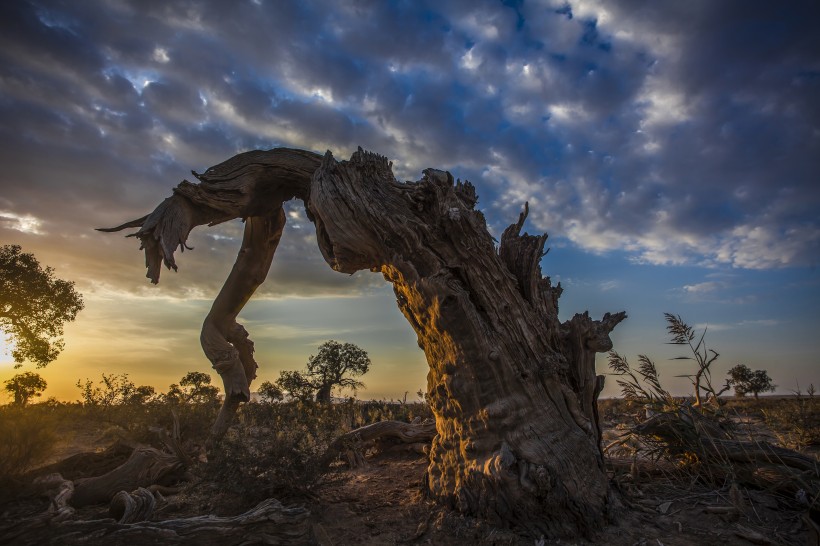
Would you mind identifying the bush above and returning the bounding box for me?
[0,404,57,493]
[203,399,432,506]
[761,385,819,452]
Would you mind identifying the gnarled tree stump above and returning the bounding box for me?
[102,147,625,537]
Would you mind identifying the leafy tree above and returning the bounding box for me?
[125,385,156,405]
[3,371,47,406]
[0,245,84,368]
[257,380,283,403]
[166,371,220,404]
[275,370,315,402]
[276,340,371,403]
[727,364,776,399]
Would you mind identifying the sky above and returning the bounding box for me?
[1,0,818,402]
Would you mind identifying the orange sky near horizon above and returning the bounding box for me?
[2,1,819,405]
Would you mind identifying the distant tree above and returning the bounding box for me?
[276,340,371,403]
[274,370,315,403]
[76,373,153,407]
[4,371,47,406]
[166,371,220,404]
[0,245,84,368]
[257,380,283,403]
[125,385,156,405]
[727,364,776,399]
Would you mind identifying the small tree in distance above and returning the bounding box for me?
[727,364,776,399]
[275,370,315,402]
[4,371,47,406]
[76,373,156,407]
[0,245,84,368]
[166,371,220,404]
[276,340,371,403]
[257,380,284,403]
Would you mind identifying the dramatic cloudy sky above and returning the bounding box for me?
[1,0,818,401]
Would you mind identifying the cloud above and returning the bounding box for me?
[0,211,44,235]
[0,0,818,300]
[682,282,721,295]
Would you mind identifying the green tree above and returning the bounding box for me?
[276,340,371,403]
[4,371,47,406]
[0,245,84,368]
[257,380,283,403]
[727,364,776,399]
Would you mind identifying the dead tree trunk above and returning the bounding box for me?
[100,148,322,439]
[71,446,185,507]
[308,150,624,536]
[102,147,624,537]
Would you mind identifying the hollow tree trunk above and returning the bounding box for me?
[102,147,625,537]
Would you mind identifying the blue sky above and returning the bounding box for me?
[0,0,818,400]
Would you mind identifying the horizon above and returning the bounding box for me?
[1,0,818,402]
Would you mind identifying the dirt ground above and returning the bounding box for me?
[307,449,810,545]
[2,405,817,545]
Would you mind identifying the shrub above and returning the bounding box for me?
[0,405,57,493]
[202,398,433,506]
[761,384,819,452]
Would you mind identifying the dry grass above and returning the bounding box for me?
[0,403,59,495]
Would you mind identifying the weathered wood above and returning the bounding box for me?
[31,473,75,521]
[71,446,185,507]
[631,409,819,498]
[101,149,321,441]
[103,147,626,537]
[323,419,436,467]
[109,487,156,523]
[1,498,312,546]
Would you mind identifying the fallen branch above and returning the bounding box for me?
[323,419,436,468]
[72,445,186,507]
[2,498,312,546]
[630,408,819,498]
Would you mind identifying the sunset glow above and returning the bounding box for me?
[1,1,818,402]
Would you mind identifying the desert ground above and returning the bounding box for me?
[1,395,817,545]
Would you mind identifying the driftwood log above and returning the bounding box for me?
[1,497,311,546]
[71,445,185,507]
[102,147,626,537]
[322,419,437,467]
[2,435,315,545]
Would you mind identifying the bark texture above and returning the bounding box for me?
[103,147,625,537]
[308,150,624,536]
[100,148,321,438]
[323,419,436,467]
[1,498,311,546]
[71,445,185,507]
